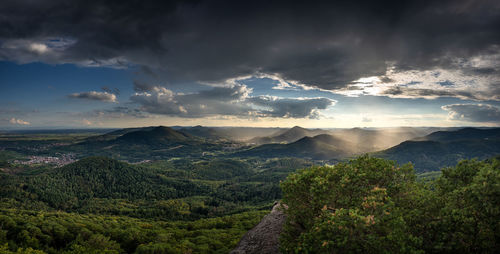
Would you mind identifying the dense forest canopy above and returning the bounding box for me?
[280,156,500,253]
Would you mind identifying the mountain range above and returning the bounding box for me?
[248,126,328,144]
[61,126,227,161]
[55,125,500,172]
[236,134,353,160]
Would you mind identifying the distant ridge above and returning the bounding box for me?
[249,126,327,144]
[179,125,228,140]
[236,133,352,159]
[414,127,500,142]
[377,127,500,172]
[64,126,215,161]
[118,126,194,144]
[85,127,156,142]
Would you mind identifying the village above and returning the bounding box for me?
[14,153,76,167]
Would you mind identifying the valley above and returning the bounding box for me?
[0,125,498,253]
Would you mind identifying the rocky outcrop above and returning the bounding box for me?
[230,203,286,254]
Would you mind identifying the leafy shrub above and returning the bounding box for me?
[280,155,499,253]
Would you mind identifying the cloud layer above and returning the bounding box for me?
[130,85,335,118]
[9,118,30,125]
[1,0,499,100]
[442,104,500,123]
[68,91,117,102]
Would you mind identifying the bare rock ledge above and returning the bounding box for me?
[230,202,286,254]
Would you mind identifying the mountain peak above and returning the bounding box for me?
[118,125,193,143]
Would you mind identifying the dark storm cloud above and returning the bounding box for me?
[382,86,500,101]
[130,85,335,118]
[1,0,500,91]
[130,85,253,117]
[133,81,157,92]
[442,104,500,123]
[383,87,472,98]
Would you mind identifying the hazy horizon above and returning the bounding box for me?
[1,124,495,131]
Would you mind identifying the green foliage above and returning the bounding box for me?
[15,157,209,211]
[0,154,290,253]
[0,209,267,253]
[0,243,46,253]
[280,155,421,253]
[280,155,500,253]
[52,126,239,161]
[416,171,441,183]
[431,159,500,252]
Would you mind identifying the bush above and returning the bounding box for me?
[280,155,500,253]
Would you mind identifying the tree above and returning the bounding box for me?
[280,156,422,253]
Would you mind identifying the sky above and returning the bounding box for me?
[0,0,499,129]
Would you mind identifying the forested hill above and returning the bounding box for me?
[179,125,230,140]
[415,127,500,142]
[248,126,327,144]
[117,126,195,144]
[0,154,310,253]
[3,157,208,210]
[377,127,500,172]
[56,126,232,161]
[235,134,353,159]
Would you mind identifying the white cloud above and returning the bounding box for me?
[9,118,30,125]
[0,37,76,64]
[29,43,48,54]
[247,96,335,119]
[332,53,500,101]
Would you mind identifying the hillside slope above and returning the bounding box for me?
[249,126,327,144]
[59,126,226,161]
[236,134,354,159]
[377,128,500,171]
[23,157,208,209]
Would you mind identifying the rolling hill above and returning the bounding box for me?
[376,127,500,172]
[84,126,156,142]
[117,126,195,144]
[328,127,444,152]
[58,126,227,161]
[20,157,209,209]
[236,134,354,159]
[247,126,443,151]
[413,127,500,142]
[248,126,327,144]
[179,125,230,140]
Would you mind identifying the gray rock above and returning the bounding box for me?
[230,202,287,254]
